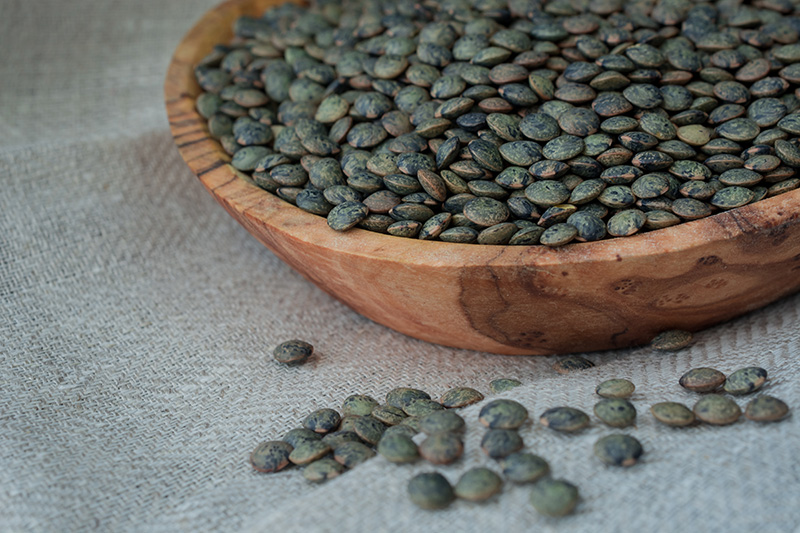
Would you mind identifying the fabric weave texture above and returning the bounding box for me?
[1,1,798,532]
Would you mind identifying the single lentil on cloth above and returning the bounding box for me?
[723,367,768,395]
[194,0,800,247]
[596,378,636,399]
[650,402,696,427]
[679,367,727,393]
[745,395,790,422]
[594,398,637,428]
[594,434,644,467]
[539,406,591,432]
[272,339,313,364]
[453,468,503,502]
[408,472,456,510]
[529,479,580,517]
[693,394,742,426]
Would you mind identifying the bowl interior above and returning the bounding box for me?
[165,0,800,354]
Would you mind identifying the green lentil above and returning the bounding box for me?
[454,468,503,502]
[403,399,445,417]
[419,410,466,435]
[281,428,322,448]
[353,416,386,445]
[680,368,727,393]
[650,402,696,427]
[408,473,455,510]
[530,479,579,517]
[377,433,420,463]
[341,395,379,417]
[250,441,293,473]
[500,452,550,483]
[383,424,419,439]
[333,441,376,468]
[596,379,635,399]
[489,378,522,394]
[744,396,790,422]
[480,429,524,459]
[478,399,528,429]
[273,340,314,364]
[321,430,361,449]
[303,458,345,483]
[651,330,694,351]
[723,367,768,395]
[594,434,644,467]
[371,404,407,426]
[693,394,742,425]
[594,399,637,428]
[552,355,595,374]
[386,388,431,410]
[289,440,331,465]
[539,407,590,432]
[303,408,341,434]
[419,432,464,465]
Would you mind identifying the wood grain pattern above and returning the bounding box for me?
[165,0,800,355]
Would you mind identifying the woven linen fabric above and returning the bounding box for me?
[1,0,799,532]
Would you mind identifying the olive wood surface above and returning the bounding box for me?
[165,0,800,355]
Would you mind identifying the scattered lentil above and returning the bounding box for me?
[596,379,635,399]
[408,473,455,510]
[744,395,790,422]
[289,440,331,465]
[440,387,484,408]
[594,399,637,428]
[454,468,503,502]
[723,367,768,395]
[321,430,361,449]
[540,407,590,432]
[377,433,420,463]
[419,410,466,435]
[680,368,727,393]
[594,434,644,467]
[303,458,345,483]
[480,428,524,459]
[403,398,445,417]
[530,479,579,517]
[371,404,408,426]
[273,340,313,364]
[282,428,321,448]
[341,394,379,417]
[693,394,742,425]
[353,416,386,445]
[650,402,696,427]
[333,441,376,468]
[303,408,341,434]
[386,388,431,410]
[419,432,464,465]
[500,452,550,484]
[250,441,293,473]
[651,330,693,351]
[489,378,522,394]
[552,355,595,374]
[478,399,528,429]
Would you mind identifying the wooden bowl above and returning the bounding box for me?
[165,0,800,355]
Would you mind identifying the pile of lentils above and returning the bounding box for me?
[195,0,800,246]
[255,340,789,516]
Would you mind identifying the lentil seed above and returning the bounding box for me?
[744,395,790,422]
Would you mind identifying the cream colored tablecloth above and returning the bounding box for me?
[1,1,799,531]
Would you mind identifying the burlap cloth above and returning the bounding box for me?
[1,1,799,531]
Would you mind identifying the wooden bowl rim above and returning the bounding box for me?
[165,0,800,271]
